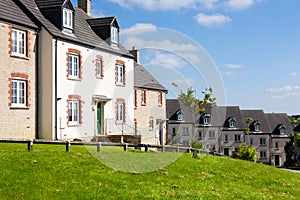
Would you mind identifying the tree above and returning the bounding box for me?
[172,84,216,114]
[172,84,216,158]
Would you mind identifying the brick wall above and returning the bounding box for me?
[0,22,37,139]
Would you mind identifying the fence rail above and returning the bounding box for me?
[0,138,212,155]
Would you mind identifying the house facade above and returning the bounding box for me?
[0,0,38,139]
[18,0,135,141]
[132,48,167,145]
[166,99,293,166]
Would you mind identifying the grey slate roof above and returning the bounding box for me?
[214,106,246,129]
[265,113,293,135]
[166,99,199,123]
[36,0,66,9]
[0,0,38,29]
[88,16,119,28]
[134,63,167,91]
[18,0,132,57]
[240,110,271,133]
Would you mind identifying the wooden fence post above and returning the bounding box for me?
[66,141,71,152]
[27,139,33,151]
[97,142,101,152]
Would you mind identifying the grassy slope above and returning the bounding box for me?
[0,143,300,200]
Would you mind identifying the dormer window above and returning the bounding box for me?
[177,110,184,121]
[228,117,237,128]
[63,8,73,30]
[202,114,211,126]
[278,125,286,135]
[111,26,118,44]
[253,121,262,132]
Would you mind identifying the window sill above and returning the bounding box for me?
[68,124,81,127]
[141,103,146,106]
[116,83,125,87]
[96,76,104,79]
[10,106,29,110]
[68,77,81,81]
[10,54,29,60]
[234,141,242,143]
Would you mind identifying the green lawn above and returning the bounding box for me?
[1,143,300,199]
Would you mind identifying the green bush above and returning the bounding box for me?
[237,143,257,162]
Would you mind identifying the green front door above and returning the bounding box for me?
[97,103,102,135]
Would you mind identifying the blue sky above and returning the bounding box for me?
[75,0,300,115]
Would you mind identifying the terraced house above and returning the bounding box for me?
[166,100,293,166]
[132,48,167,145]
[0,0,38,138]
[1,0,138,141]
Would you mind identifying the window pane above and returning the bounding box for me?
[19,32,25,54]
[12,30,17,53]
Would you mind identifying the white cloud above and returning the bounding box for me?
[225,0,261,10]
[150,53,187,68]
[224,63,242,69]
[123,36,201,64]
[194,13,231,27]
[109,0,220,11]
[265,86,300,93]
[121,23,157,36]
[223,71,235,76]
[291,72,299,76]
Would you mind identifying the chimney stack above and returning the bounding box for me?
[130,47,140,64]
[78,0,92,16]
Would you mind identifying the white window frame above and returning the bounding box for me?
[183,127,189,136]
[111,26,118,44]
[234,134,241,142]
[158,92,162,106]
[96,59,103,78]
[69,99,79,125]
[116,64,124,85]
[209,131,215,138]
[63,8,73,29]
[260,151,267,159]
[116,102,124,122]
[141,90,146,105]
[149,117,154,130]
[68,54,79,79]
[224,134,228,142]
[260,137,266,146]
[280,128,286,135]
[11,79,26,107]
[12,29,26,57]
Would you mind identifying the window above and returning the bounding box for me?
[234,134,241,142]
[253,121,262,132]
[12,29,26,57]
[224,134,228,142]
[198,131,202,138]
[202,114,211,125]
[275,142,279,149]
[280,127,286,135]
[116,102,124,122]
[149,117,154,130]
[116,64,124,85]
[68,99,79,124]
[11,79,26,107]
[177,110,184,121]
[96,59,103,78]
[141,90,146,105]
[209,131,215,138]
[260,151,267,159]
[158,92,162,106]
[68,54,79,79]
[172,127,176,136]
[260,138,266,146]
[229,118,236,128]
[134,90,137,108]
[111,27,118,44]
[63,8,73,29]
[183,127,189,136]
[250,138,253,146]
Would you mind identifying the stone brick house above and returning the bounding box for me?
[0,0,38,139]
[131,48,167,145]
[166,100,293,166]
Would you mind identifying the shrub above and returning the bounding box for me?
[237,143,257,162]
